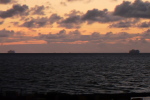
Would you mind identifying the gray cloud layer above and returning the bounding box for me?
[36,29,149,45]
[0,28,149,53]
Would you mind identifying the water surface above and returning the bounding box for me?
[0,53,150,94]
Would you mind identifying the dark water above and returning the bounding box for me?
[0,53,150,94]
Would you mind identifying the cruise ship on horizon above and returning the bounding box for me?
[7,50,15,53]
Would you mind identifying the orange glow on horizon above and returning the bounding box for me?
[1,40,47,45]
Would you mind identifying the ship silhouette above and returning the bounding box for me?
[129,49,140,54]
[7,50,15,53]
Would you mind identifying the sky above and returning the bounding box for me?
[0,0,150,53]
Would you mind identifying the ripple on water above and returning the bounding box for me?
[1,54,150,94]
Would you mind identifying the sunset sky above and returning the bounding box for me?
[0,0,150,53]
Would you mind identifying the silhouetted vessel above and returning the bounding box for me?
[129,49,140,54]
[7,50,15,53]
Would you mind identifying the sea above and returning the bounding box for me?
[0,53,150,95]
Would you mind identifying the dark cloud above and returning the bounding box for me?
[91,32,100,38]
[137,21,150,28]
[11,22,19,26]
[139,38,148,43]
[21,14,62,28]
[114,0,150,18]
[0,21,4,24]
[82,9,123,24]
[58,15,83,28]
[0,4,28,18]
[109,19,139,28]
[38,29,67,41]
[128,38,148,45]
[49,14,62,24]
[115,32,132,39]
[110,21,131,28]
[21,17,49,28]
[0,29,35,44]
[141,29,150,39]
[20,8,123,29]
[57,9,123,28]
[0,0,17,4]
[69,30,81,35]
[0,29,14,37]
[37,29,67,42]
[21,20,35,28]
[0,0,11,4]
[30,5,45,15]
[65,10,83,17]
[56,29,67,38]
[57,10,83,28]
[60,0,91,7]
[102,31,140,43]
[64,30,81,42]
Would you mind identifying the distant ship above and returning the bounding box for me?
[7,50,15,53]
[129,49,140,54]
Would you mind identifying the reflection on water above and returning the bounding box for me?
[0,53,150,94]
